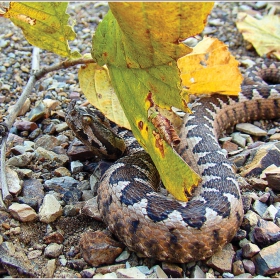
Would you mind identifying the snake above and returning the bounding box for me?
[66,61,280,263]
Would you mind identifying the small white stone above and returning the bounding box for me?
[70,160,83,173]
[38,194,63,223]
[115,249,130,262]
[93,272,118,279]
[262,205,278,221]
[116,267,146,278]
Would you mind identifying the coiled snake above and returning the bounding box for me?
[66,61,280,263]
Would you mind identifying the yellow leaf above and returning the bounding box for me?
[92,3,215,201]
[3,2,80,58]
[78,62,131,129]
[178,37,243,97]
[236,12,280,59]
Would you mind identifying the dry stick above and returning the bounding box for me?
[0,51,96,209]
[0,47,40,209]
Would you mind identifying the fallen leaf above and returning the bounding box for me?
[178,37,243,97]
[236,12,280,59]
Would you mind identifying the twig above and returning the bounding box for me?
[0,51,96,209]
[35,58,95,80]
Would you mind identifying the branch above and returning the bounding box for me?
[35,58,96,80]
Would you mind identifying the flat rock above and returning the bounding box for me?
[206,243,235,273]
[80,268,96,278]
[231,132,247,148]
[79,230,125,267]
[116,267,146,279]
[96,264,125,275]
[252,241,280,275]
[38,194,63,223]
[70,160,83,173]
[154,265,168,278]
[8,203,37,222]
[44,176,79,193]
[6,152,33,167]
[34,135,61,150]
[236,123,267,136]
[262,205,278,221]
[93,272,117,279]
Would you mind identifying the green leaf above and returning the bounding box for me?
[92,3,214,201]
[4,2,81,58]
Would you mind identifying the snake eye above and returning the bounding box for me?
[82,115,93,125]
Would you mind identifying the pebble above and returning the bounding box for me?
[242,259,255,275]
[93,272,118,279]
[162,262,183,278]
[28,101,47,121]
[38,194,63,223]
[6,166,22,195]
[55,122,68,133]
[8,203,37,222]
[34,135,61,150]
[115,249,131,262]
[45,259,56,278]
[242,243,260,258]
[43,231,64,244]
[44,243,63,258]
[191,264,206,278]
[252,241,280,275]
[80,268,96,278]
[252,200,268,217]
[232,260,245,275]
[27,250,42,259]
[116,267,146,278]
[154,265,168,278]
[54,167,71,177]
[222,272,235,278]
[20,179,44,210]
[79,230,125,267]
[14,120,38,131]
[206,243,235,273]
[231,132,247,148]
[96,264,126,275]
[270,133,280,141]
[70,160,83,173]
[6,152,34,167]
[236,123,267,136]
[262,205,278,221]
[44,176,80,193]
[81,197,102,221]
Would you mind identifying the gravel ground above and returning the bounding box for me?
[0,2,280,278]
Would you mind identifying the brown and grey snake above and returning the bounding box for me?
[66,61,280,263]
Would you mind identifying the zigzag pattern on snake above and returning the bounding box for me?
[66,61,280,263]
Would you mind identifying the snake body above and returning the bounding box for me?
[66,62,280,263]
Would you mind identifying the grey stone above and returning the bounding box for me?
[70,160,83,173]
[115,249,130,262]
[262,205,278,221]
[236,123,267,136]
[6,152,34,167]
[252,200,268,217]
[253,241,280,275]
[242,259,255,275]
[44,243,63,258]
[116,267,146,278]
[231,132,247,148]
[44,176,79,193]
